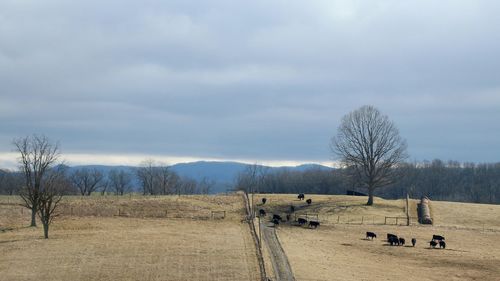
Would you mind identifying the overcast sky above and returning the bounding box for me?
[1,0,500,168]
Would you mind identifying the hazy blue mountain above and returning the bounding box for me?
[67,161,332,193]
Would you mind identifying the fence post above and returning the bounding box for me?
[71,207,73,216]
[361,216,364,224]
[396,217,399,225]
[337,215,340,223]
[165,210,168,218]
[384,217,387,225]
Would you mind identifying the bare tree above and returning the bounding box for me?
[70,168,105,196]
[13,135,60,227]
[235,164,268,216]
[331,105,408,205]
[198,177,215,194]
[136,159,156,195]
[38,166,68,239]
[0,170,23,195]
[179,177,197,194]
[108,169,132,195]
[156,166,175,195]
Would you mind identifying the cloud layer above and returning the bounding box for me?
[1,0,500,165]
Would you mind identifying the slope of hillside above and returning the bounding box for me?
[254,194,500,281]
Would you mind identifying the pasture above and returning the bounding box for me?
[255,194,500,281]
[0,194,260,281]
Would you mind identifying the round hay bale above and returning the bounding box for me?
[417,196,433,224]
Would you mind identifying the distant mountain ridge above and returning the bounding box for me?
[68,161,333,193]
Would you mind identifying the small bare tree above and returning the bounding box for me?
[13,135,60,227]
[198,177,215,194]
[38,166,68,239]
[108,169,132,195]
[70,168,105,196]
[331,106,408,205]
[0,170,23,195]
[136,159,156,195]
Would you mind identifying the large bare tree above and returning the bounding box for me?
[13,135,60,226]
[331,105,408,205]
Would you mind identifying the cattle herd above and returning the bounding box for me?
[366,231,447,249]
[258,193,321,229]
[258,194,448,250]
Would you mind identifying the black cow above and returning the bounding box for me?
[306,199,312,205]
[398,238,405,246]
[297,218,307,225]
[272,214,282,221]
[366,232,377,240]
[272,218,280,226]
[439,240,446,249]
[259,209,266,217]
[262,198,267,205]
[388,235,399,246]
[309,221,320,228]
[387,233,398,241]
[429,240,438,248]
[411,238,416,247]
[432,235,445,241]
[298,193,305,200]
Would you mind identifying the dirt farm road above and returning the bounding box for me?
[261,221,296,281]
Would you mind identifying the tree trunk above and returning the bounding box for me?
[367,187,374,206]
[43,222,49,239]
[30,206,37,227]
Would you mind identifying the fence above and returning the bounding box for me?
[290,214,420,226]
[56,204,228,220]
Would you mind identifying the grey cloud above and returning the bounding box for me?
[1,1,500,163]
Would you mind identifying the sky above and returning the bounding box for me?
[1,0,500,168]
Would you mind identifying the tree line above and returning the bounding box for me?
[234,160,500,205]
[0,134,214,239]
[0,162,214,197]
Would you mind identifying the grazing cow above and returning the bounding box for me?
[298,193,305,200]
[290,205,295,213]
[262,198,267,205]
[387,233,398,241]
[429,240,438,248]
[297,218,307,225]
[366,232,377,240]
[309,221,320,228]
[272,214,282,221]
[259,209,266,217]
[432,235,445,241]
[388,235,399,246]
[398,238,405,246]
[272,218,280,226]
[439,240,446,249]
[411,238,416,247]
[306,199,312,205]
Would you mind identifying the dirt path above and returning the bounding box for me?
[260,221,296,281]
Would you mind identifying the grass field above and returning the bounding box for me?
[0,194,260,281]
[254,194,500,281]
[2,193,500,281]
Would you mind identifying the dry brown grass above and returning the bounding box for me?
[0,195,260,281]
[255,194,500,281]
